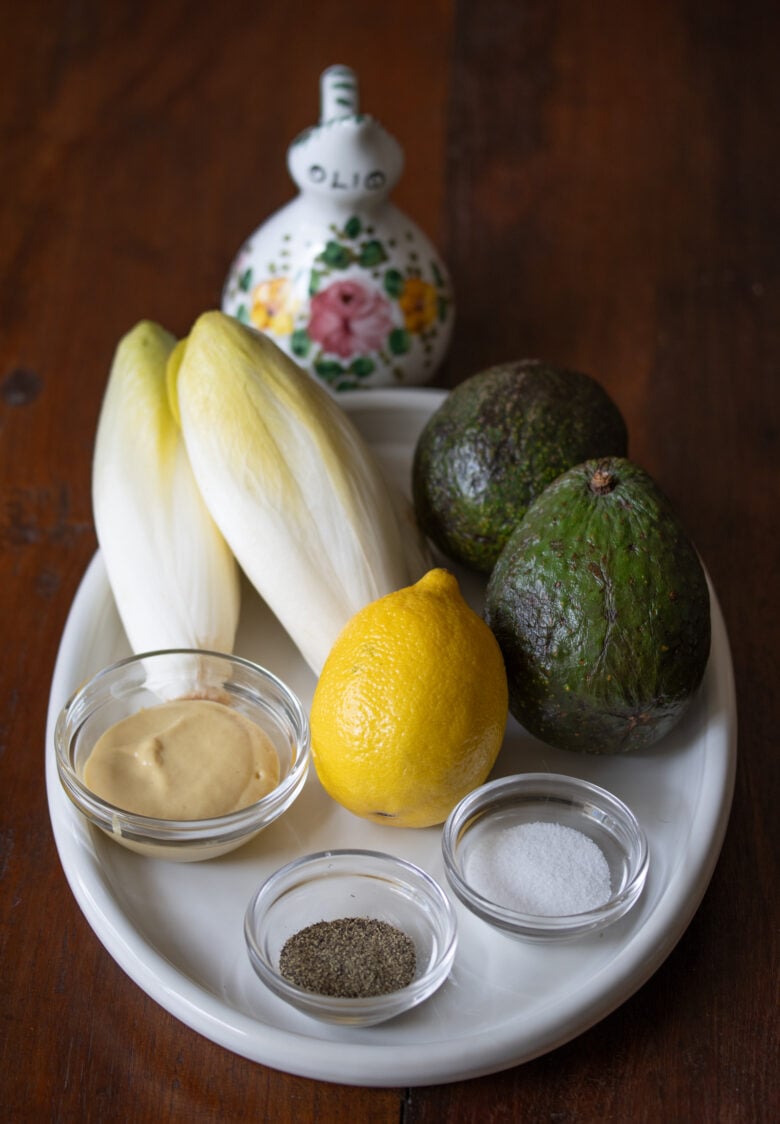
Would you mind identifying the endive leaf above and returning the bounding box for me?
[93,320,241,654]
[173,311,430,674]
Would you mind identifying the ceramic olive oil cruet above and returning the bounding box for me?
[221,65,454,391]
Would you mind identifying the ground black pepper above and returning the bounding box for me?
[278,916,417,998]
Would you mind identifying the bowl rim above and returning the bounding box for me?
[441,772,649,934]
[243,847,459,1013]
[53,647,311,842]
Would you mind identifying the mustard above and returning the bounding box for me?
[83,698,280,820]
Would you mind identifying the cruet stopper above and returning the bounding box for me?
[221,64,454,391]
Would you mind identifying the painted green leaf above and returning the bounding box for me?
[358,240,388,268]
[388,328,411,356]
[384,269,404,298]
[290,329,311,358]
[349,356,376,378]
[438,296,449,322]
[320,241,352,269]
[236,304,249,324]
[431,262,444,288]
[314,359,345,382]
[344,215,362,239]
[238,268,253,292]
[309,269,324,295]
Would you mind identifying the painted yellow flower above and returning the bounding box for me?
[250,278,298,336]
[398,277,438,333]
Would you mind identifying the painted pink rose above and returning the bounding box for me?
[307,279,394,359]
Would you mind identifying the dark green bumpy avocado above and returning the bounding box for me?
[484,457,711,754]
[412,361,628,572]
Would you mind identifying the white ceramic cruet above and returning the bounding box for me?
[222,64,454,391]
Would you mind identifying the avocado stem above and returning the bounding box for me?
[590,464,617,495]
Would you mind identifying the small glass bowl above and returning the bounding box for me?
[244,849,458,1026]
[54,649,310,862]
[442,773,648,942]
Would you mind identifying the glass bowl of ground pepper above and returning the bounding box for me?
[244,849,458,1026]
[442,773,649,942]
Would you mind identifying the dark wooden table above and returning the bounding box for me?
[2,2,777,1119]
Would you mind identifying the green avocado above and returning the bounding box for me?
[484,457,711,754]
[412,361,628,572]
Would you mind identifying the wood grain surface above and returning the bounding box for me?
[1,1,777,1120]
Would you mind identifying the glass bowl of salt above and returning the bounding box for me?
[441,773,648,942]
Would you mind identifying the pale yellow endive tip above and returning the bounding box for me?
[174,311,431,673]
[93,319,241,655]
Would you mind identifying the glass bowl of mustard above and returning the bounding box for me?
[54,649,311,862]
[244,849,458,1026]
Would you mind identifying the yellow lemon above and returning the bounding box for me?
[310,568,508,828]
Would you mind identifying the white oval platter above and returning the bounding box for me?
[45,387,737,1088]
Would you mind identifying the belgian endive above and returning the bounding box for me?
[172,311,430,674]
[93,320,241,654]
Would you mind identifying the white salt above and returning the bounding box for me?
[467,820,612,916]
